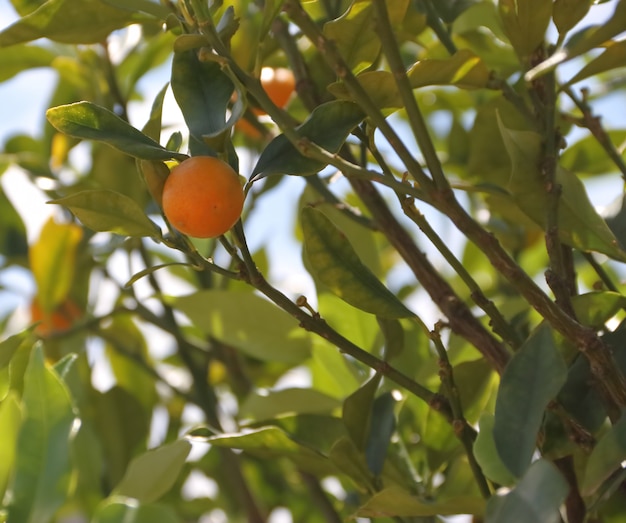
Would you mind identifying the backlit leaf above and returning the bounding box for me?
[46,102,186,161]
[493,324,567,477]
[0,44,55,81]
[553,0,592,36]
[565,39,626,86]
[7,346,76,523]
[0,0,148,46]
[240,388,341,421]
[0,393,21,501]
[301,207,414,319]
[407,49,490,89]
[49,190,162,239]
[113,440,191,503]
[93,497,179,523]
[498,0,552,60]
[29,217,82,312]
[560,130,626,175]
[173,290,312,364]
[571,291,626,328]
[250,101,364,180]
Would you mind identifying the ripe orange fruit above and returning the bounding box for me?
[162,156,245,238]
[31,298,82,337]
[255,67,296,114]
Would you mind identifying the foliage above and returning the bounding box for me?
[1,0,626,522]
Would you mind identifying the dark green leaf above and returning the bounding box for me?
[0,0,147,46]
[113,439,191,503]
[343,373,382,451]
[173,290,312,364]
[365,392,396,476]
[250,101,364,180]
[171,50,234,156]
[486,459,569,523]
[581,413,626,496]
[473,413,516,486]
[7,345,76,523]
[46,102,186,161]
[432,0,479,22]
[301,207,414,319]
[494,323,567,477]
[49,190,162,239]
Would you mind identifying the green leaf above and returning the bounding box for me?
[0,0,148,46]
[565,39,626,86]
[113,439,191,503]
[171,50,234,156]
[473,413,516,486]
[355,485,485,517]
[571,292,626,328]
[101,0,170,18]
[323,1,379,73]
[301,207,414,319]
[172,290,312,364]
[328,70,403,110]
[46,102,186,161]
[206,426,334,476]
[0,44,56,81]
[92,497,179,523]
[141,83,169,142]
[7,345,76,523]
[498,0,552,60]
[240,388,341,421]
[407,49,490,89]
[526,0,626,80]
[0,186,28,262]
[250,101,364,180]
[0,393,21,501]
[29,217,82,311]
[49,190,162,239]
[560,130,626,175]
[497,114,626,262]
[493,324,567,477]
[365,392,396,476]
[486,459,569,523]
[0,331,31,370]
[343,373,382,451]
[581,413,626,496]
[553,0,592,36]
[94,387,151,487]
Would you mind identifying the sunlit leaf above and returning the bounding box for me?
[0,44,55,81]
[0,393,21,501]
[46,102,187,161]
[49,190,161,239]
[29,217,82,312]
[250,101,364,180]
[498,0,552,60]
[7,346,76,523]
[526,0,626,80]
[301,207,414,319]
[113,440,191,503]
[493,324,567,477]
[173,290,312,364]
[565,39,626,86]
[407,49,490,89]
[356,485,485,517]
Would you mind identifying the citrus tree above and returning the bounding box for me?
[1,0,626,521]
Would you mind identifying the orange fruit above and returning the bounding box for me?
[255,67,296,114]
[31,298,82,337]
[162,156,245,238]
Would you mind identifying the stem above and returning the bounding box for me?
[373,0,448,188]
[430,323,492,499]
